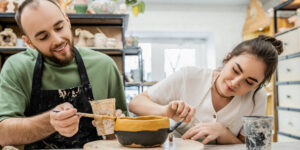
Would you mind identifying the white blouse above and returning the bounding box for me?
[148,66,267,137]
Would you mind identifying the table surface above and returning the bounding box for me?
[2,140,300,150]
[83,138,204,150]
[205,141,300,150]
[82,138,300,150]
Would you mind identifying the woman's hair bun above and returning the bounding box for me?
[258,35,283,55]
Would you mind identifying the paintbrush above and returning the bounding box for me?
[52,110,116,120]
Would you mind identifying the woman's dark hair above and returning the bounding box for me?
[223,35,283,100]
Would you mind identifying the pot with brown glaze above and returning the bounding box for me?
[114,116,181,148]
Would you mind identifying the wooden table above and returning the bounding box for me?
[3,140,300,150]
[83,138,204,150]
[205,141,300,150]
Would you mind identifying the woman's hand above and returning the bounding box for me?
[115,109,126,117]
[164,101,196,123]
[182,122,226,144]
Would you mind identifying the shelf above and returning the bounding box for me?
[273,0,300,33]
[278,131,300,140]
[274,0,300,10]
[276,81,300,85]
[125,81,157,87]
[124,47,141,55]
[143,81,157,86]
[275,26,300,37]
[0,13,129,29]
[0,47,124,55]
[277,106,300,112]
[125,82,142,87]
[278,52,300,61]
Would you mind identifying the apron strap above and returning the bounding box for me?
[31,53,43,98]
[74,48,94,100]
[30,48,95,102]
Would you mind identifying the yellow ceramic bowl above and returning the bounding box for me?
[114,116,170,147]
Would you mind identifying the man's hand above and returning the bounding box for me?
[164,101,196,123]
[91,109,125,127]
[182,122,226,144]
[50,102,80,137]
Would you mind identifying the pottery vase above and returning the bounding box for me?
[91,0,116,14]
[0,1,8,12]
[73,0,88,14]
[94,33,107,48]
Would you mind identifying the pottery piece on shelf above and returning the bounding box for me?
[57,0,72,12]
[91,0,116,14]
[6,0,14,12]
[0,28,17,47]
[73,0,88,14]
[75,28,94,47]
[106,38,116,48]
[119,3,127,14]
[94,33,107,48]
[0,0,8,12]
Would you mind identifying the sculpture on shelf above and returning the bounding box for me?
[56,0,72,12]
[119,3,127,14]
[94,32,107,48]
[0,28,17,47]
[0,0,8,12]
[75,28,94,47]
[6,0,14,12]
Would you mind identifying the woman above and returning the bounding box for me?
[129,35,283,144]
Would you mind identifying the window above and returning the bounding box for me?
[164,48,196,77]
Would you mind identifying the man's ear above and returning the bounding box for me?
[63,13,71,27]
[22,35,34,49]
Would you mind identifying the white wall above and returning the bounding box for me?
[127,2,248,67]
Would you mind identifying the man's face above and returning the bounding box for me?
[21,1,74,65]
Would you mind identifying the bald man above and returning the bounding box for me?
[0,0,128,149]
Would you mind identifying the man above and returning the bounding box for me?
[0,0,128,149]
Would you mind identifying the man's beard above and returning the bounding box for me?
[33,40,75,66]
[47,45,75,66]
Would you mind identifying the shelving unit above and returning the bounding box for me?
[0,13,129,79]
[273,0,300,142]
[124,46,144,93]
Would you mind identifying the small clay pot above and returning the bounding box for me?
[114,116,171,148]
[0,1,8,12]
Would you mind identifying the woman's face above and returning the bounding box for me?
[216,53,266,97]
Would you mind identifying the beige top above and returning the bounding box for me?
[148,67,267,137]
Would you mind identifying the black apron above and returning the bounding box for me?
[24,48,100,149]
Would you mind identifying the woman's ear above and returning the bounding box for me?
[223,52,231,64]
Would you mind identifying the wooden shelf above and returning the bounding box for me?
[0,47,123,55]
[124,46,142,55]
[0,13,128,29]
[274,0,300,10]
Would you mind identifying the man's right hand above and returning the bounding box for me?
[164,101,196,123]
[50,102,80,137]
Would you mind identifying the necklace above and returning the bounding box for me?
[214,75,234,99]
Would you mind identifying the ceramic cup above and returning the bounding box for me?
[90,99,116,136]
[242,116,273,150]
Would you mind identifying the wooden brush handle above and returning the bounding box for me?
[77,112,116,120]
[53,110,116,120]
